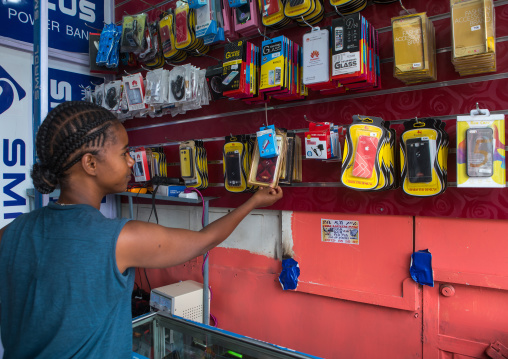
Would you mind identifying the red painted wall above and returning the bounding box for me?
[120,0,508,357]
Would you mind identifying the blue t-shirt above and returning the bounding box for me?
[0,202,135,359]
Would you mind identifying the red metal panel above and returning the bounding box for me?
[288,212,419,310]
[417,217,508,359]
[141,246,423,358]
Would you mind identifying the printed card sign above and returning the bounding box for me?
[321,219,359,244]
[0,0,107,53]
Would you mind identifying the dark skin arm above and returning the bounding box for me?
[115,186,283,273]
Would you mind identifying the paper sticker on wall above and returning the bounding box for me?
[321,219,359,244]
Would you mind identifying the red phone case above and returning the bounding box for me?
[176,11,188,44]
[352,135,379,178]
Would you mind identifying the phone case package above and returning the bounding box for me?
[341,115,393,191]
[457,109,505,188]
[122,73,147,111]
[451,0,496,76]
[248,130,287,187]
[223,135,249,192]
[392,12,437,84]
[233,0,264,37]
[400,118,448,196]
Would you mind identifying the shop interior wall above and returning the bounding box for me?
[118,0,508,357]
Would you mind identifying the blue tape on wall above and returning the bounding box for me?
[279,258,300,291]
[410,249,434,287]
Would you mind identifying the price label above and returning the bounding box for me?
[471,25,481,31]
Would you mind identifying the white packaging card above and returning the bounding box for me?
[303,29,330,85]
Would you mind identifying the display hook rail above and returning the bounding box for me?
[130,109,508,149]
[126,72,508,133]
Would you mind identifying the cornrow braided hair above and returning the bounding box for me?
[31,101,119,194]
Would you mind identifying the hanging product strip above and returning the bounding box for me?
[129,107,506,192]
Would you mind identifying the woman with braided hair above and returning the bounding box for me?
[0,101,283,359]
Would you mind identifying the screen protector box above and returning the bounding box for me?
[331,14,363,81]
[222,40,246,92]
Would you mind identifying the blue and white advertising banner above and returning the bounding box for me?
[0,0,108,54]
[0,46,104,228]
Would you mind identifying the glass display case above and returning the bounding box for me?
[132,312,321,359]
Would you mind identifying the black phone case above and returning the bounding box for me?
[225,151,242,186]
[406,138,433,183]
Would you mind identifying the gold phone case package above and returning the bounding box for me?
[451,0,496,76]
[392,12,437,84]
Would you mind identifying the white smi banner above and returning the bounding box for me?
[0,46,33,228]
[0,46,107,228]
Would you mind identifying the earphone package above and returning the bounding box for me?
[94,83,105,108]
[169,66,188,103]
[145,69,170,105]
[103,80,122,111]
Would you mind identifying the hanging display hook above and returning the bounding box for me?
[84,23,103,32]
[334,6,345,19]
[258,28,271,42]
[399,0,411,15]
[300,15,314,30]
[164,59,176,67]
[193,49,222,63]
[471,102,488,116]
[265,103,269,127]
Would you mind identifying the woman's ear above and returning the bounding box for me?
[81,153,98,176]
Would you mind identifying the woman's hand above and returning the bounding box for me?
[250,186,283,208]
